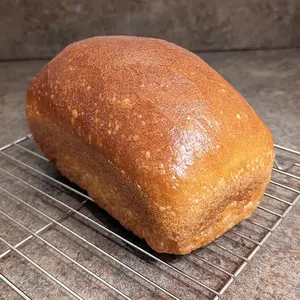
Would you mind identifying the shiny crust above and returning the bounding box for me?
[26,36,274,254]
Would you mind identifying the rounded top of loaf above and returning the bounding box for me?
[27,36,274,208]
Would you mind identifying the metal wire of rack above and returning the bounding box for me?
[0,135,299,300]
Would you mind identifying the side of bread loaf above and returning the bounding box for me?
[26,36,274,254]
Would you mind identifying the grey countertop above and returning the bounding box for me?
[0,49,299,300]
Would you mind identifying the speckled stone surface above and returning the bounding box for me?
[0,49,299,300]
[1,0,300,59]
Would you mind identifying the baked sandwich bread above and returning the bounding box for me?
[26,36,274,254]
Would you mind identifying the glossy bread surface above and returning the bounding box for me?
[26,36,274,254]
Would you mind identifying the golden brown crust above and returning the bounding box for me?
[26,36,274,254]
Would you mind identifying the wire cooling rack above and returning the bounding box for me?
[0,135,299,300]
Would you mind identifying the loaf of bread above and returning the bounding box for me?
[26,36,274,254]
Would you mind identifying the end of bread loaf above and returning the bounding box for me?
[26,36,274,254]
